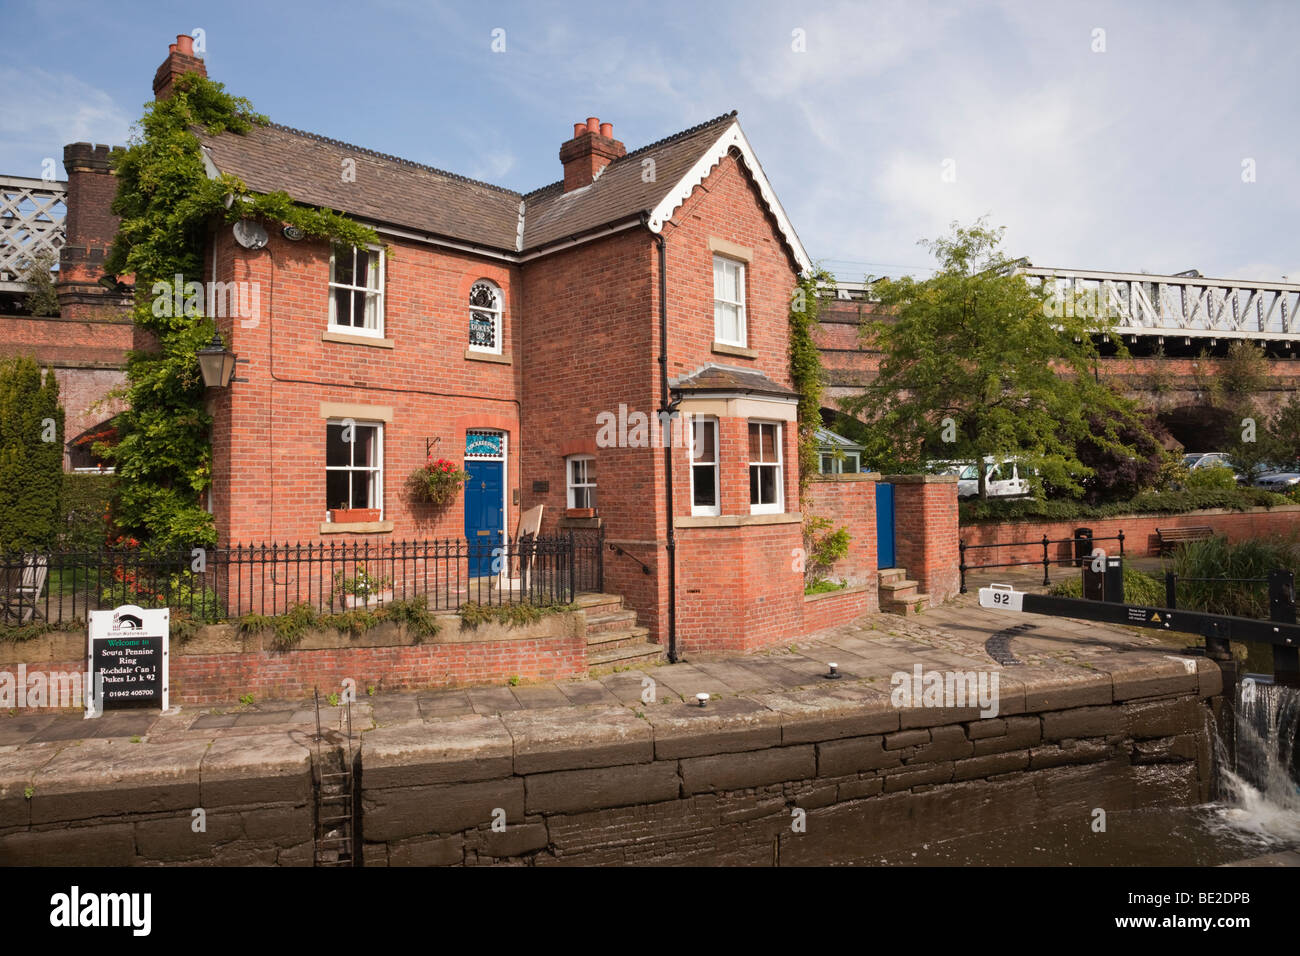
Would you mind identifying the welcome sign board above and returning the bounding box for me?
[87,605,169,714]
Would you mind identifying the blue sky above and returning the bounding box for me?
[3,0,1297,281]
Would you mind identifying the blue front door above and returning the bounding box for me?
[876,482,896,569]
[464,460,503,578]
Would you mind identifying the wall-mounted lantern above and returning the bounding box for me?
[196,331,238,389]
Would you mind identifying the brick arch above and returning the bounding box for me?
[557,437,598,458]
[452,412,518,440]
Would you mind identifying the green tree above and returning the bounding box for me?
[842,220,1153,498]
[1228,394,1300,478]
[0,357,64,551]
[21,252,60,316]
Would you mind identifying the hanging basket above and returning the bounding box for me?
[410,457,470,506]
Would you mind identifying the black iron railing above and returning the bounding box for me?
[959,530,1125,592]
[0,531,605,629]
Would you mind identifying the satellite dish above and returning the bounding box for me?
[282,225,304,241]
[233,219,268,250]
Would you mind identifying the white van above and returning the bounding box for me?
[955,458,1033,499]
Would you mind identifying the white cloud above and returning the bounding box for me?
[0,67,133,178]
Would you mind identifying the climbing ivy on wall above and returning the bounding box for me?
[789,268,835,499]
[102,73,379,549]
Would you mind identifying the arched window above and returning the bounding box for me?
[469,281,502,354]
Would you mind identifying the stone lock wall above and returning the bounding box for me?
[358,656,1220,866]
[0,732,315,866]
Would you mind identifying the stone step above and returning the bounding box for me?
[583,609,639,635]
[587,641,664,670]
[586,625,651,650]
[882,593,930,616]
[879,579,920,594]
[572,592,626,615]
[878,568,908,584]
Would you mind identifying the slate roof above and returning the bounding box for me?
[196,111,741,256]
[669,364,799,398]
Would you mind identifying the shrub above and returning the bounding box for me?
[805,579,848,595]
[1170,534,1300,619]
[99,566,225,621]
[803,514,850,585]
[239,603,317,650]
[0,357,63,552]
[1049,566,1165,606]
[1183,464,1237,491]
[59,473,116,550]
[960,487,1289,524]
[239,598,441,649]
[459,600,569,629]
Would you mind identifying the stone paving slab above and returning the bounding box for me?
[0,713,56,747]
[509,684,571,710]
[553,679,622,708]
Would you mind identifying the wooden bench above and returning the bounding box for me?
[1155,526,1215,555]
[1,554,48,624]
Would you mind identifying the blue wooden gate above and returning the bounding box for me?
[876,482,896,569]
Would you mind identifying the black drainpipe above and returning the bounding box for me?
[648,216,679,663]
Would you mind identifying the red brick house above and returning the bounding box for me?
[136,38,957,663]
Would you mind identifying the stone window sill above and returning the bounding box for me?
[319,520,394,535]
[322,330,395,348]
[465,349,512,364]
[712,342,756,359]
[674,512,801,528]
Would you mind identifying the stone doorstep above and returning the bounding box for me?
[585,625,651,649]
[879,579,921,594]
[588,640,664,666]
[878,568,908,584]
[582,610,639,635]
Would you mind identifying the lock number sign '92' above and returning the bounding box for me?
[978,587,1023,611]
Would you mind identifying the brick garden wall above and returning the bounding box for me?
[891,475,960,604]
[0,613,589,706]
[805,474,878,588]
[960,505,1300,571]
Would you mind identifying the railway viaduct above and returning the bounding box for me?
[816,269,1300,451]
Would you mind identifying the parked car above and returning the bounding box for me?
[1253,471,1300,491]
[1183,452,1232,471]
[955,458,1033,499]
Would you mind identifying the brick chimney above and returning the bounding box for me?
[559,117,626,192]
[56,143,130,319]
[153,33,207,100]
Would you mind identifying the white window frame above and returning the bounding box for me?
[328,244,385,337]
[566,454,596,509]
[819,450,861,474]
[748,420,783,515]
[688,415,721,517]
[713,255,747,348]
[326,419,384,518]
[468,280,504,355]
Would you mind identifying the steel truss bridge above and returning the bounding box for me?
[828,268,1300,346]
[1019,266,1300,346]
[0,175,67,294]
